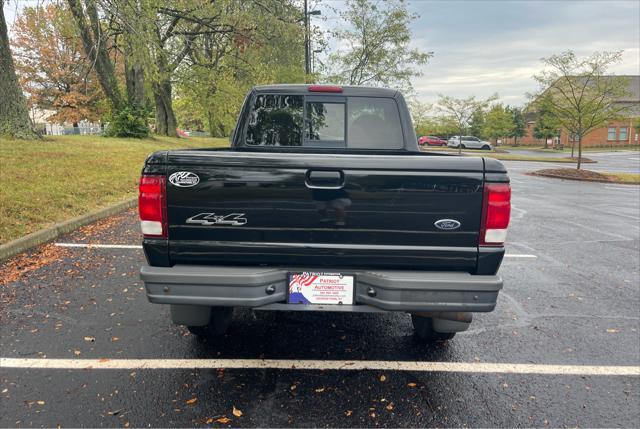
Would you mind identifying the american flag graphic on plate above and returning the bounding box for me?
[288,272,354,305]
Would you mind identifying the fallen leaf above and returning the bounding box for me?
[2,388,8,393]
[37,400,45,405]
[186,398,198,405]
[232,406,243,417]
[111,336,119,342]
[379,375,386,382]
[386,402,394,411]
[99,358,109,363]
[290,384,297,391]
[407,383,417,388]
[606,328,619,333]
[216,417,231,424]
[345,410,353,417]
[124,422,129,428]
[73,350,81,356]
[84,336,95,342]
[314,387,325,393]
[205,418,214,424]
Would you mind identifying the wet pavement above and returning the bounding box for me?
[1,157,639,427]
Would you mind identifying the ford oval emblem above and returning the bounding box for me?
[434,219,461,230]
[169,171,200,187]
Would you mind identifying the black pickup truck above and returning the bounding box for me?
[139,84,511,341]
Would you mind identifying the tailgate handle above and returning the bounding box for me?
[305,170,345,189]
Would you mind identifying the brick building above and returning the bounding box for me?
[512,75,640,147]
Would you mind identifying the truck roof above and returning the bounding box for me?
[252,84,398,97]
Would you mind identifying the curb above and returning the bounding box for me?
[0,198,137,262]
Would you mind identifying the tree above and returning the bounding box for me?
[326,0,432,91]
[11,3,104,126]
[0,0,38,139]
[532,95,560,148]
[437,94,495,153]
[484,104,515,145]
[468,109,486,139]
[533,50,629,169]
[508,106,526,146]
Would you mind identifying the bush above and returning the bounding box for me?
[105,105,149,138]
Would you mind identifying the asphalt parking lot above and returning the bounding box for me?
[1,156,639,427]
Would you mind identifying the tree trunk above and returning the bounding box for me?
[577,136,582,170]
[125,58,145,108]
[67,0,123,110]
[0,3,39,139]
[570,139,575,158]
[153,80,177,137]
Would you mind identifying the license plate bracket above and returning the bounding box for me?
[287,272,355,305]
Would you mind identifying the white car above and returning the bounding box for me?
[447,136,493,150]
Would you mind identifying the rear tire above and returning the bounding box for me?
[411,315,456,342]
[187,307,234,338]
[460,144,466,149]
[482,144,491,150]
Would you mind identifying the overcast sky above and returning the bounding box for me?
[317,0,640,105]
[5,0,640,106]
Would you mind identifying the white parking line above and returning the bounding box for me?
[53,243,537,259]
[1,358,637,376]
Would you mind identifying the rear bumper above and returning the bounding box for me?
[141,265,503,313]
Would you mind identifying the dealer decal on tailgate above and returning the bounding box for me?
[288,272,354,305]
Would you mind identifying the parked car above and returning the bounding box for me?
[447,135,493,150]
[138,84,510,342]
[418,135,448,146]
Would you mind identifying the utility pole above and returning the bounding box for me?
[304,0,310,76]
[303,2,320,78]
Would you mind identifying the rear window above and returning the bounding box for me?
[245,95,403,149]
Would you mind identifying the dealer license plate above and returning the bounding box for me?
[288,272,354,305]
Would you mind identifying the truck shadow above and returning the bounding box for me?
[187,309,459,362]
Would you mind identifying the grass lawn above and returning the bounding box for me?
[473,153,593,163]
[505,145,640,153]
[0,135,228,244]
[421,147,589,162]
[606,172,640,184]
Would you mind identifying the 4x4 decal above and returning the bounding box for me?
[186,213,247,226]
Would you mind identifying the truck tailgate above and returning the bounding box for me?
[164,151,484,271]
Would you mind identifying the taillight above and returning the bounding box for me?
[139,175,167,238]
[480,183,511,246]
[308,85,343,93]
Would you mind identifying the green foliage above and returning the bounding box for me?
[533,95,560,140]
[326,0,432,91]
[172,0,305,137]
[483,104,515,142]
[468,110,486,139]
[508,106,526,141]
[105,105,150,138]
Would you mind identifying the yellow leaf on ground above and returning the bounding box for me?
[73,350,81,356]
[407,383,417,387]
[379,375,386,382]
[345,410,353,417]
[186,397,197,405]
[216,417,231,424]
[36,400,45,405]
[606,328,619,333]
[232,406,243,417]
[314,387,325,393]
[84,336,95,342]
